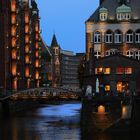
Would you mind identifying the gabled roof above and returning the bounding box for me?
[86,0,140,23]
[51,34,59,47]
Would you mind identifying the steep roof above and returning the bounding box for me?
[86,0,140,22]
[51,34,59,47]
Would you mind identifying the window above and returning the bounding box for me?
[94,32,101,43]
[99,7,108,21]
[117,13,131,20]
[126,30,133,43]
[104,68,110,74]
[105,85,110,91]
[126,50,134,58]
[105,50,117,56]
[116,67,125,74]
[115,30,122,43]
[100,13,108,21]
[116,67,132,74]
[135,29,140,43]
[135,51,140,60]
[95,67,103,74]
[95,67,111,74]
[105,30,113,43]
[94,51,101,59]
[125,67,132,74]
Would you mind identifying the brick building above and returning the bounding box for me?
[84,0,140,94]
[0,0,41,93]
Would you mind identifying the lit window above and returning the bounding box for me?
[116,67,125,74]
[94,32,101,43]
[125,67,132,74]
[95,67,103,74]
[104,68,110,74]
[105,85,110,91]
[117,82,123,92]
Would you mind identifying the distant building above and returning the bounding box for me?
[0,0,41,93]
[84,0,140,94]
[49,34,84,88]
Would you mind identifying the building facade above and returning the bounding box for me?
[49,35,84,88]
[0,0,41,93]
[85,0,140,94]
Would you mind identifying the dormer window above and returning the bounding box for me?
[116,4,131,21]
[99,7,108,21]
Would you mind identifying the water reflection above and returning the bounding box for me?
[0,102,139,140]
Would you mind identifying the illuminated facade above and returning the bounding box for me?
[0,0,41,93]
[85,0,140,94]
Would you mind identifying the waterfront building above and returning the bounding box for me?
[85,0,140,94]
[0,0,41,93]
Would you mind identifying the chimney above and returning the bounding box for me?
[100,0,105,5]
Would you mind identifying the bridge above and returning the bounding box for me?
[0,87,82,102]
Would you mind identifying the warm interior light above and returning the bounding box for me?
[35,71,39,79]
[98,105,105,114]
[25,55,29,63]
[35,60,39,67]
[25,25,29,33]
[35,23,39,32]
[25,45,29,53]
[12,49,17,59]
[11,0,16,12]
[12,63,17,75]
[35,51,39,57]
[11,26,16,36]
[12,38,16,47]
[35,43,39,49]
[25,67,29,77]
[25,35,29,43]
[11,13,16,24]
[25,12,29,23]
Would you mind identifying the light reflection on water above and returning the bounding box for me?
[0,102,81,140]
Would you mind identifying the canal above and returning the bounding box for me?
[0,101,139,140]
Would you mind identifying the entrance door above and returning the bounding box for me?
[117,82,128,93]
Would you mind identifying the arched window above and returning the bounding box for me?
[105,30,113,43]
[115,30,122,43]
[94,32,101,43]
[105,49,117,56]
[94,51,101,59]
[135,29,140,43]
[126,50,134,58]
[135,50,140,60]
[126,30,133,43]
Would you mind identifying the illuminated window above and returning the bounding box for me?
[12,38,16,47]
[12,63,17,76]
[25,12,29,23]
[25,45,29,53]
[35,43,39,49]
[35,71,39,79]
[35,23,39,32]
[116,67,124,74]
[117,82,123,92]
[25,55,29,63]
[11,26,16,36]
[25,25,29,33]
[25,35,29,43]
[35,60,39,67]
[11,13,16,24]
[104,68,110,74]
[105,85,110,91]
[12,49,16,59]
[125,67,132,74]
[11,0,16,12]
[95,67,103,74]
[25,67,29,77]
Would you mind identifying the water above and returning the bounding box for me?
[0,102,81,140]
[0,102,139,140]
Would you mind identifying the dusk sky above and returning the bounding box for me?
[36,0,99,53]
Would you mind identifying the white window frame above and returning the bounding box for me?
[94,32,101,43]
[100,13,108,21]
[135,51,140,60]
[115,33,122,43]
[117,13,131,21]
[126,50,134,58]
[105,33,112,43]
[135,33,140,43]
[126,33,133,43]
[94,51,101,59]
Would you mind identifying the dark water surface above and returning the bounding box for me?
[0,102,139,140]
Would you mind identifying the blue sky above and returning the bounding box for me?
[36,0,99,53]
